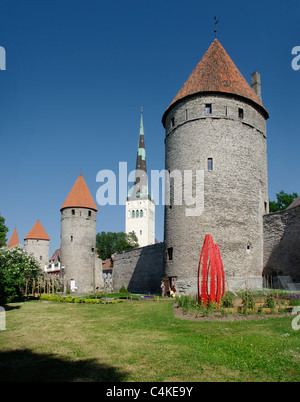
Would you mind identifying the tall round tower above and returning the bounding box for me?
[162,39,269,294]
[60,173,101,293]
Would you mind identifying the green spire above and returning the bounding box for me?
[130,107,149,200]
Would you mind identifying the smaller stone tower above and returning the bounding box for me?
[126,109,155,247]
[24,220,50,270]
[60,173,102,293]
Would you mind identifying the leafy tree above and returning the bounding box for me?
[269,190,299,213]
[0,214,9,247]
[0,246,43,304]
[96,231,139,260]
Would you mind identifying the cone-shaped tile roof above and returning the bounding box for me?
[8,228,20,248]
[24,220,50,241]
[60,173,98,211]
[162,39,268,125]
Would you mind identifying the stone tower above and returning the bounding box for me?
[126,109,155,247]
[162,39,269,294]
[24,220,50,270]
[60,173,102,293]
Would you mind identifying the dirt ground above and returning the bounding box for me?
[173,304,293,322]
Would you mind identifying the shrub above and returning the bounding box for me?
[0,246,43,304]
[240,290,254,311]
[221,291,235,308]
[119,286,130,294]
[289,294,300,306]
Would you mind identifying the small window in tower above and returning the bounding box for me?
[171,117,175,127]
[185,109,188,120]
[71,235,73,242]
[205,104,212,114]
[132,210,135,218]
[136,210,139,218]
[208,158,213,171]
[167,247,173,261]
[238,108,244,119]
[264,202,268,212]
[88,210,91,217]
[91,247,94,254]
[72,209,75,215]
[140,209,143,218]
[40,256,42,261]
[140,230,142,235]
[225,106,228,116]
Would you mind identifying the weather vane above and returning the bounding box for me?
[214,16,219,39]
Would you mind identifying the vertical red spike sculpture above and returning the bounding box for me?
[197,235,225,307]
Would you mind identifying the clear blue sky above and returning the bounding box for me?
[1,0,299,255]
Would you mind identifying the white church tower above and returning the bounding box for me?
[126,109,155,247]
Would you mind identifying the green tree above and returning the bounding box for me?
[0,214,9,247]
[269,190,299,213]
[96,231,139,260]
[0,246,43,304]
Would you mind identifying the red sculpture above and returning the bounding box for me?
[197,235,225,306]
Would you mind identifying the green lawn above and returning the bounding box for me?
[0,300,299,382]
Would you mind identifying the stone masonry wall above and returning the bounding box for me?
[263,205,300,287]
[113,243,164,294]
[164,94,268,294]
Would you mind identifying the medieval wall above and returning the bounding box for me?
[263,205,300,288]
[113,243,164,294]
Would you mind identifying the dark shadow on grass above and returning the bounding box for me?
[0,349,128,382]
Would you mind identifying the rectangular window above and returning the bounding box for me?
[238,108,244,119]
[88,210,91,217]
[167,247,173,261]
[140,230,142,235]
[208,158,213,171]
[185,109,188,120]
[205,104,212,114]
[71,235,73,242]
[72,209,75,215]
[171,117,175,127]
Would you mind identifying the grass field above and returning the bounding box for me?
[0,299,299,382]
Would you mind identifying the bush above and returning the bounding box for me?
[221,291,235,308]
[119,286,130,294]
[0,246,43,304]
[289,294,300,306]
[239,290,255,311]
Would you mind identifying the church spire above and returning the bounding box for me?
[131,108,149,200]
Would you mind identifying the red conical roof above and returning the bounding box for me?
[24,220,50,241]
[8,228,20,248]
[162,39,268,125]
[60,173,98,211]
